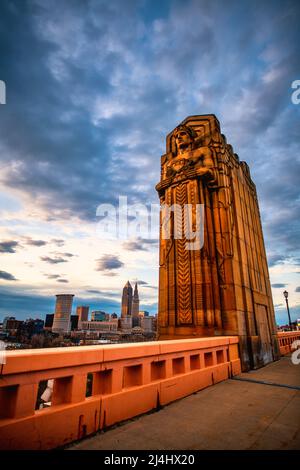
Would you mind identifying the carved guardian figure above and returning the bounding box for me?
[156,115,280,371]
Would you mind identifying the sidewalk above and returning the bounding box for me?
[68,356,300,450]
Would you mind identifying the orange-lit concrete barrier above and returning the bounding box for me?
[0,337,241,450]
[277,331,300,356]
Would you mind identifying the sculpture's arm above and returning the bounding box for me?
[194,147,216,181]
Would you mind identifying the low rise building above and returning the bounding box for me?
[2,317,24,335]
[91,311,106,322]
[76,320,118,338]
[118,316,132,332]
[140,316,156,333]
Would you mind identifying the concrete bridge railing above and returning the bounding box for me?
[0,337,241,450]
[277,330,300,356]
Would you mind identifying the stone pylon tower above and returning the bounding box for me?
[156,114,280,371]
[121,281,133,317]
[132,282,140,318]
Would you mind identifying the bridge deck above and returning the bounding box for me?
[68,356,300,450]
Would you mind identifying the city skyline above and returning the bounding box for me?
[0,278,155,323]
[0,0,300,326]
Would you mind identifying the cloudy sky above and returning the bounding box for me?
[0,0,299,324]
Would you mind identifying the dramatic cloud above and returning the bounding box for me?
[60,252,75,257]
[40,256,68,264]
[23,237,47,247]
[123,238,158,252]
[51,239,65,247]
[136,280,158,289]
[0,287,126,320]
[271,283,287,288]
[0,240,19,253]
[267,255,287,268]
[43,273,69,282]
[0,0,297,270]
[96,254,124,273]
[0,0,299,319]
[86,289,120,298]
[0,270,18,281]
[51,252,75,257]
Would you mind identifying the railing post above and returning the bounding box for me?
[142,361,151,385]
[111,366,123,392]
[70,374,88,403]
[200,352,205,369]
[212,351,218,366]
[165,358,173,378]
[183,355,190,373]
[228,343,239,361]
[13,383,38,419]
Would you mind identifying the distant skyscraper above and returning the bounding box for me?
[76,305,89,322]
[121,281,133,317]
[52,294,74,333]
[132,282,140,325]
[45,314,54,329]
[70,315,79,331]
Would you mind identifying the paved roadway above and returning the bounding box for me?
[68,356,300,450]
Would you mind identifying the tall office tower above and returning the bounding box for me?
[52,294,74,333]
[121,281,133,317]
[132,282,140,318]
[76,305,89,322]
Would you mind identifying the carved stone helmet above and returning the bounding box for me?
[173,124,197,154]
[173,124,196,139]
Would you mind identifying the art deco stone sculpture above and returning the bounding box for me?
[156,115,280,370]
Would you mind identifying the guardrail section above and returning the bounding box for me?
[277,331,300,356]
[0,337,241,449]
